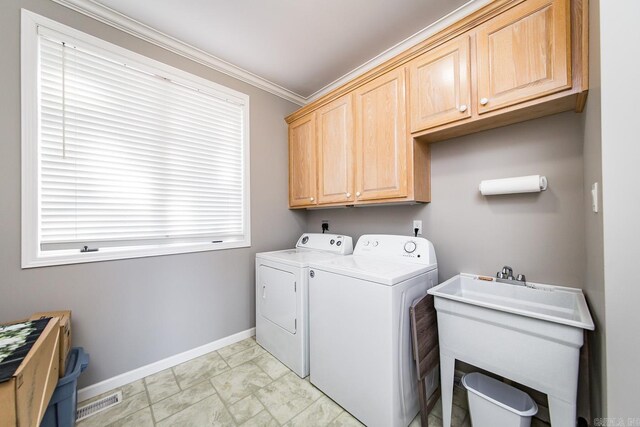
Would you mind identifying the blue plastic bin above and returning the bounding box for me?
[41,347,90,427]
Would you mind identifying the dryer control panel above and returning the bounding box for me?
[354,234,437,265]
[295,233,353,255]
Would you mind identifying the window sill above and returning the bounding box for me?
[21,240,251,269]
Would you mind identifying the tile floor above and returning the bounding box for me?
[76,337,543,426]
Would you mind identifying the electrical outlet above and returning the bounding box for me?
[413,220,422,236]
[321,220,329,233]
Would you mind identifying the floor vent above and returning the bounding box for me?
[76,391,122,421]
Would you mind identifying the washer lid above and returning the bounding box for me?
[309,255,437,285]
[256,248,345,268]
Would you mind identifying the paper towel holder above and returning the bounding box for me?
[479,175,548,196]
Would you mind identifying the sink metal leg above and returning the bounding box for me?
[440,352,455,427]
[548,395,576,427]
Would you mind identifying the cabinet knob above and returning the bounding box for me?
[346,192,351,198]
[356,191,361,197]
[310,197,314,202]
[480,97,489,106]
[459,104,467,112]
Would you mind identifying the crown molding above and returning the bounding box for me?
[306,0,492,102]
[50,0,488,106]
[49,0,307,105]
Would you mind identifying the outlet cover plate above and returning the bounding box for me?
[413,220,422,236]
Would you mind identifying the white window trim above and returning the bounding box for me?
[21,9,251,269]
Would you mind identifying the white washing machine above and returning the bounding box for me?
[256,233,353,378]
[309,234,438,427]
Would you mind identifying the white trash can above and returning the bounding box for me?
[462,372,538,427]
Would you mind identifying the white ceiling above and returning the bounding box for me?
[91,0,470,99]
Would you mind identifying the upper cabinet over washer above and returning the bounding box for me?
[289,72,430,209]
[316,95,354,205]
[286,0,587,209]
[354,69,409,202]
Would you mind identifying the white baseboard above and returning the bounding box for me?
[77,327,256,402]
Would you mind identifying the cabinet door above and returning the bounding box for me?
[289,114,317,207]
[409,35,471,132]
[317,95,355,204]
[475,0,571,114]
[354,68,408,201]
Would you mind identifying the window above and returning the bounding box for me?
[21,10,250,268]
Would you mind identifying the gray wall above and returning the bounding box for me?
[581,0,606,418]
[0,0,304,387]
[600,0,640,418]
[308,112,586,288]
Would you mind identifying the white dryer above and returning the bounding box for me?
[309,234,438,427]
[256,233,353,378]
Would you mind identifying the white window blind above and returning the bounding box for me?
[33,25,249,256]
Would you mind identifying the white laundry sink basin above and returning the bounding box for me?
[428,273,594,427]
[428,273,594,330]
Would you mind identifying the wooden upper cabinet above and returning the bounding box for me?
[285,0,587,207]
[475,0,571,114]
[354,68,408,202]
[316,95,355,204]
[409,35,472,132]
[288,113,317,207]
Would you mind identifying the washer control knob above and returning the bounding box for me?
[330,239,335,245]
[310,270,315,278]
[336,241,342,246]
[404,241,417,253]
[372,241,379,247]
[301,236,309,244]
[364,240,370,246]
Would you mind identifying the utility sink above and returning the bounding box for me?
[429,273,594,330]
[428,273,594,427]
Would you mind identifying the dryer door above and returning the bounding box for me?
[258,264,297,334]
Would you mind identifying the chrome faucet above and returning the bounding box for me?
[496,266,527,286]
[497,266,514,280]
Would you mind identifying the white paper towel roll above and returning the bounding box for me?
[479,175,548,196]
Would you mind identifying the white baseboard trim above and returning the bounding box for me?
[77,327,255,402]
